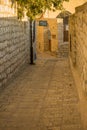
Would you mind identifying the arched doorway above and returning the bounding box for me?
[44,28,51,51]
[56,11,72,43]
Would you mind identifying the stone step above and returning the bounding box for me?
[58,44,69,57]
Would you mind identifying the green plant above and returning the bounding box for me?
[12,0,69,20]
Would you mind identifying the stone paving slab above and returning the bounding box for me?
[0,54,84,130]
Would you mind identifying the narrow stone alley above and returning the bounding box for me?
[0,49,84,130]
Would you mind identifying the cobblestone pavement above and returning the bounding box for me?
[0,53,84,130]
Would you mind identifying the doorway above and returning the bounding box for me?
[57,11,71,43]
[63,16,69,42]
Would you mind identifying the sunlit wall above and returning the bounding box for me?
[0,0,17,17]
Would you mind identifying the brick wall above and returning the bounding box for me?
[0,18,30,88]
[69,2,87,92]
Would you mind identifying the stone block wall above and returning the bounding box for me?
[0,18,30,88]
[69,2,87,92]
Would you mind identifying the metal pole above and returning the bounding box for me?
[30,20,34,64]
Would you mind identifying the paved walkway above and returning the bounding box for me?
[0,52,84,130]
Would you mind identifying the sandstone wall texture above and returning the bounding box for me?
[0,18,30,88]
[47,19,58,52]
[37,25,44,52]
[69,2,87,92]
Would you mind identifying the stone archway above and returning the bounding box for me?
[56,11,72,44]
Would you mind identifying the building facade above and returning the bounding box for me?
[0,0,17,17]
[43,0,87,45]
[37,18,58,53]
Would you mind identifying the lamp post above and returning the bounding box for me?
[30,20,34,64]
[30,14,44,65]
[30,20,36,65]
